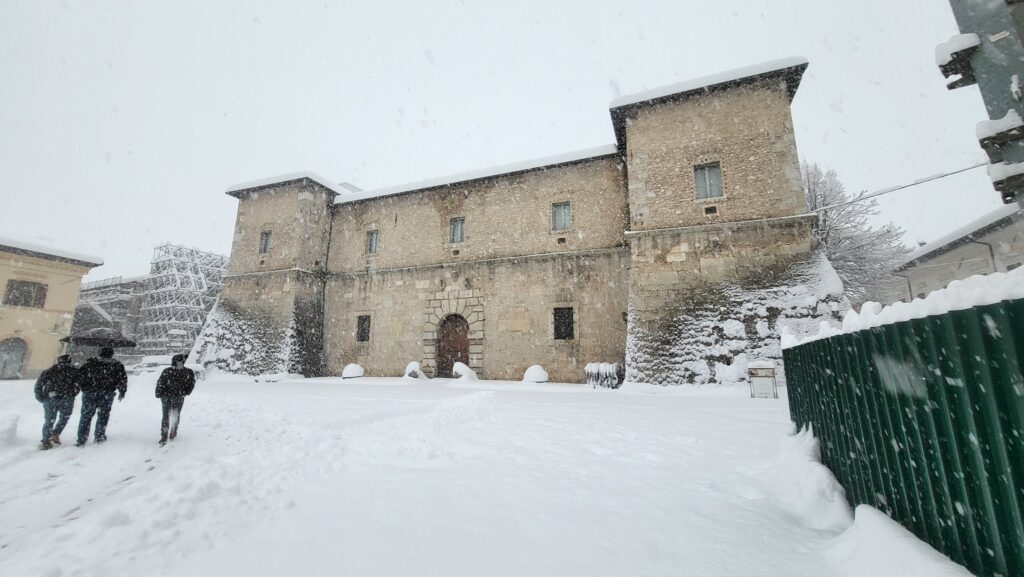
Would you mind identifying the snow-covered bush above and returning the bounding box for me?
[452,362,477,382]
[626,252,845,386]
[192,303,299,376]
[585,363,623,389]
[403,362,429,380]
[342,363,364,379]
[522,365,548,383]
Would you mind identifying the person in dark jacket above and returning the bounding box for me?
[75,347,128,446]
[34,355,79,450]
[155,354,195,445]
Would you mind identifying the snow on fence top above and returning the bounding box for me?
[333,144,620,205]
[608,56,809,109]
[782,267,1024,349]
[934,33,980,67]
[226,171,349,197]
[976,109,1024,140]
[0,236,103,267]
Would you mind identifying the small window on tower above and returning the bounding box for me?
[553,307,574,340]
[258,231,272,254]
[552,202,572,231]
[694,162,723,199]
[366,230,379,254]
[356,315,371,342]
[450,217,465,243]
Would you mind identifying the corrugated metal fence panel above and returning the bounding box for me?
[782,298,1024,577]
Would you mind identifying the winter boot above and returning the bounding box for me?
[49,433,61,446]
[39,440,53,451]
[95,435,107,444]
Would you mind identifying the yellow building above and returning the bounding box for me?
[0,237,102,379]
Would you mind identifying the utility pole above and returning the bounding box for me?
[940,2,1024,205]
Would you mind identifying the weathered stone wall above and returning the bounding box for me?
[226,179,334,276]
[323,250,629,383]
[625,215,826,385]
[624,79,805,231]
[329,156,627,272]
[628,216,816,327]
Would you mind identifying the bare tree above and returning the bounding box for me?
[802,162,909,303]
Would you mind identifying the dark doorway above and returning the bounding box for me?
[0,338,27,380]
[436,314,470,377]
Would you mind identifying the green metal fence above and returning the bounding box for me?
[783,298,1024,577]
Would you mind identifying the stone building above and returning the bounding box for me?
[0,237,102,379]
[203,57,835,384]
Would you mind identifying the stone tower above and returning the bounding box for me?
[613,59,827,385]
[215,174,338,375]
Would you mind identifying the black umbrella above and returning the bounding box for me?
[61,327,137,348]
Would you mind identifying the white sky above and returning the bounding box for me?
[0,0,1001,281]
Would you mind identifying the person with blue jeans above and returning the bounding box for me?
[76,347,128,446]
[34,355,80,450]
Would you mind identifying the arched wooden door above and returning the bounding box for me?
[0,338,27,380]
[436,315,469,378]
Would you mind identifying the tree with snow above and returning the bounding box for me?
[802,162,909,303]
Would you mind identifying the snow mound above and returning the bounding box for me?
[403,362,429,380]
[522,365,548,383]
[786,267,1024,348]
[934,33,980,67]
[342,363,364,379]
[976,109,1023,140]
[452,362,477,382]
[0,415,19,447]
[767,426,852,531]
[825,506,973,577]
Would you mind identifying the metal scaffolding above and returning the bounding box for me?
[77,275,150,344]
[137,244,228,356]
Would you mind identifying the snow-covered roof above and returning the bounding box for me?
[608,57,809,150]
[609,57,809,110]
[0,236,103,267]
[226,171,346,198]
[899,203,1021,269]
[333,144,620,205]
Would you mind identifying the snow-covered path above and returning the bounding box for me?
[0,376,855,576]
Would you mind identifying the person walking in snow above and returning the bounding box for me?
[34,355,79,450]
[155,354,195,445]
[75,347,128,446]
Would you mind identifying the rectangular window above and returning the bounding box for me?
[450,217,465,243]
[258,231,272,254]
[365,230,379,254]
[694,162,723,199]
[3,280,47,308]
[552,202,572,231]
[356,315,371,342]
[553,307,574,340]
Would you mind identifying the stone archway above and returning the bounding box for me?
[0,338,28,380]
[436,315,469,378]
[422,287,484,377]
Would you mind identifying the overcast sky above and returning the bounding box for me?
[0,0,1000,281]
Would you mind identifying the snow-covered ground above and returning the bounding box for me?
[0,374,969,576]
